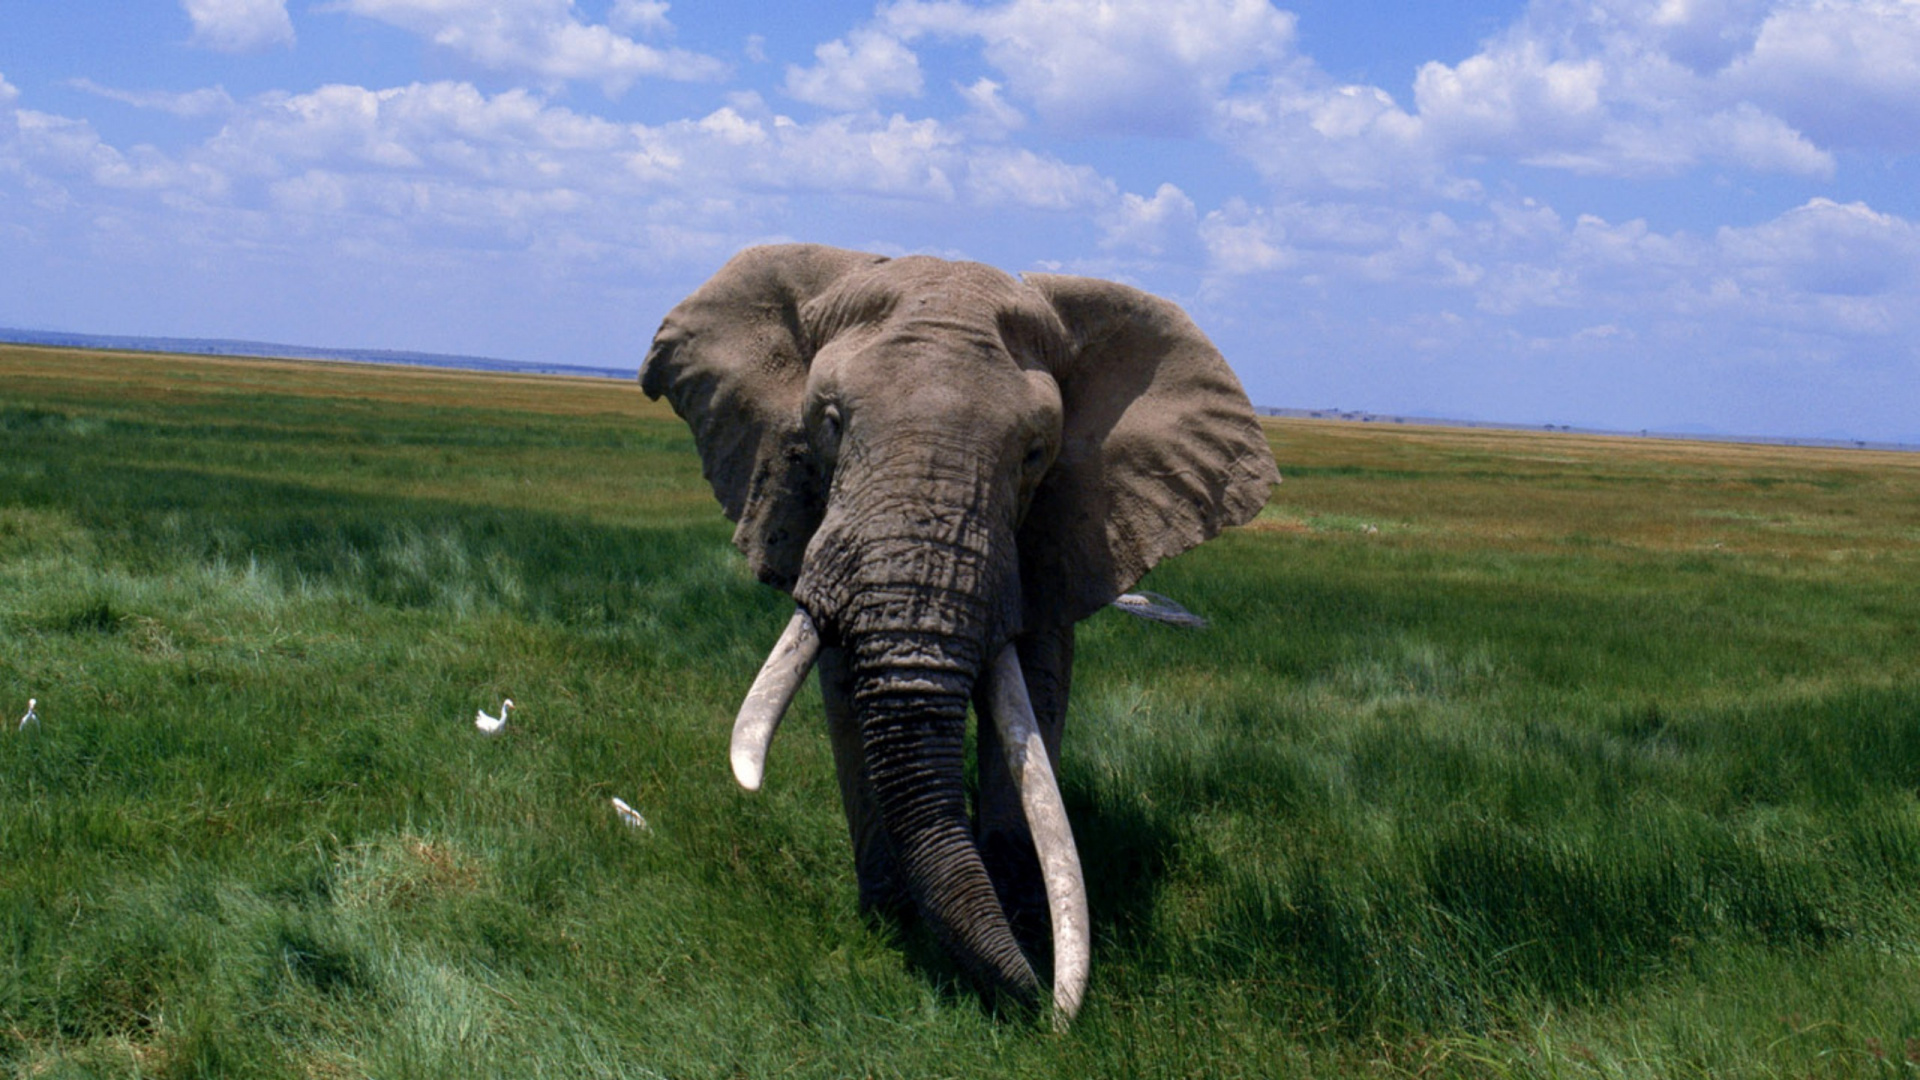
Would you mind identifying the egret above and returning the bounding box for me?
[475,698,512,735]
[1110,591,1209,629]
[17,698,36,731]
[611,796,649,831]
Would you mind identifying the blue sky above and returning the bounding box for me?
[3,1,1917,442]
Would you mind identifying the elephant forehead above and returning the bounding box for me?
[889,256,1022,295]
[816,258,1029,324]
[809,257,1066,368]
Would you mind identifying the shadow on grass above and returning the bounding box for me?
[1067,778,1180,955]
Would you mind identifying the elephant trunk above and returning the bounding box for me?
[848,628,1039,1000]
[792,475,1047,1006]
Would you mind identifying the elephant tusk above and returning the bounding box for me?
[985,644,1091,1028]
[730,608,822,792]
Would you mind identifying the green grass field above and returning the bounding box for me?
[4,343,1919,1078]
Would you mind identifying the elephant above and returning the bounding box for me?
[639,244,1278,1023]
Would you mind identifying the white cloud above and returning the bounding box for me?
[787,112,954,195]
[784,28,925,110]
[625,101,1113,210]
[963,146,1112,210]
[6,104,224,199]
[883,0,1297,136]
[204,81,637,189]
[1643,0,1775,72]
[1200,200,1484,287]
[1412,43,1607,153]
[609,0,671,35]
[1101,183,1198,254]
[1415,29,1717,177]
[956,77,1025,135]
[1215,75,1436,193]
[1198,192,1920,343]
[1395,0,1873,177]
[1728,0,1920,150]
[1197,199,1294,274]
[1192,192,1920,438]
[70,80,238,119]
[1694,102,1833,174]
[131,77,1116,229]
[182,0,295,53]
[1211,0,1912,193]
[329,0,726,92]
[1717,197,1920,308]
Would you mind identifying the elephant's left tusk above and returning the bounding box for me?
[985,644,1091,1029]
[730,608,821,791]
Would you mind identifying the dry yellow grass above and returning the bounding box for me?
[1258,417,1920,563]
[0,343,667,420]
[2,343,712,527]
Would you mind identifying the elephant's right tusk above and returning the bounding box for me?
[985,644,1091,1029]
[730,608,821,792]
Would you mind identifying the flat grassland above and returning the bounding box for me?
[3,344,1919,1078]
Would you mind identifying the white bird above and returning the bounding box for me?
[17,698,36,731]
[1111,591,1209,629]
[610,796,649,831]
[475,698,512,735]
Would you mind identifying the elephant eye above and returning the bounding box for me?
[1022,442,1048,473]
[818,403,843,456]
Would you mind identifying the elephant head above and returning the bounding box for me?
[640,244,1277,1022]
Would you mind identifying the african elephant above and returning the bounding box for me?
[640,244,1277,1022]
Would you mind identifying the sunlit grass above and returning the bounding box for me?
[3,345,1919,1076]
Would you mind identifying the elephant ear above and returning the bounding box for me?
[640,244,889,590]
[1020,274,1279,627]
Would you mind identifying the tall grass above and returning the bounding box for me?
[3,344,1919,1077]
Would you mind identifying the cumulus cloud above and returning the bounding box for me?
[7,73,1043,292]
[1203,193,1920,345]
[608,0,671,35]
[205,82,637,183]
[1192,191,1919,438]
[784,28,925,110]
[1200,199,1484,286]
[881,0,1297,136]
[4,102,223,199]
[1728,0,1920,150]
[1215,75,1438,194]
[1402,0,1920,175]
[964,146,1112,209]
[1406,8,1838,178]
[765,0,1896,199]
[1207,0,1920,194]
[693,109,963,200]
[182,0,295,53]
[1412,42,1607,155]
[329,0,726,92]
[1100,183,1198,254]
[1717,197,1920,310]
[956,77,1025,135]
[21,75,1116,236]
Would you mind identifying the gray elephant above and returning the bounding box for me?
[640,244,1277,1023]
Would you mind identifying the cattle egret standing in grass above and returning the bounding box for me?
[611,796,649,831]
[475,698,512,735]
[17,698,35,731]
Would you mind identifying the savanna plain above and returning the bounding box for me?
[3,343,1919,1079]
